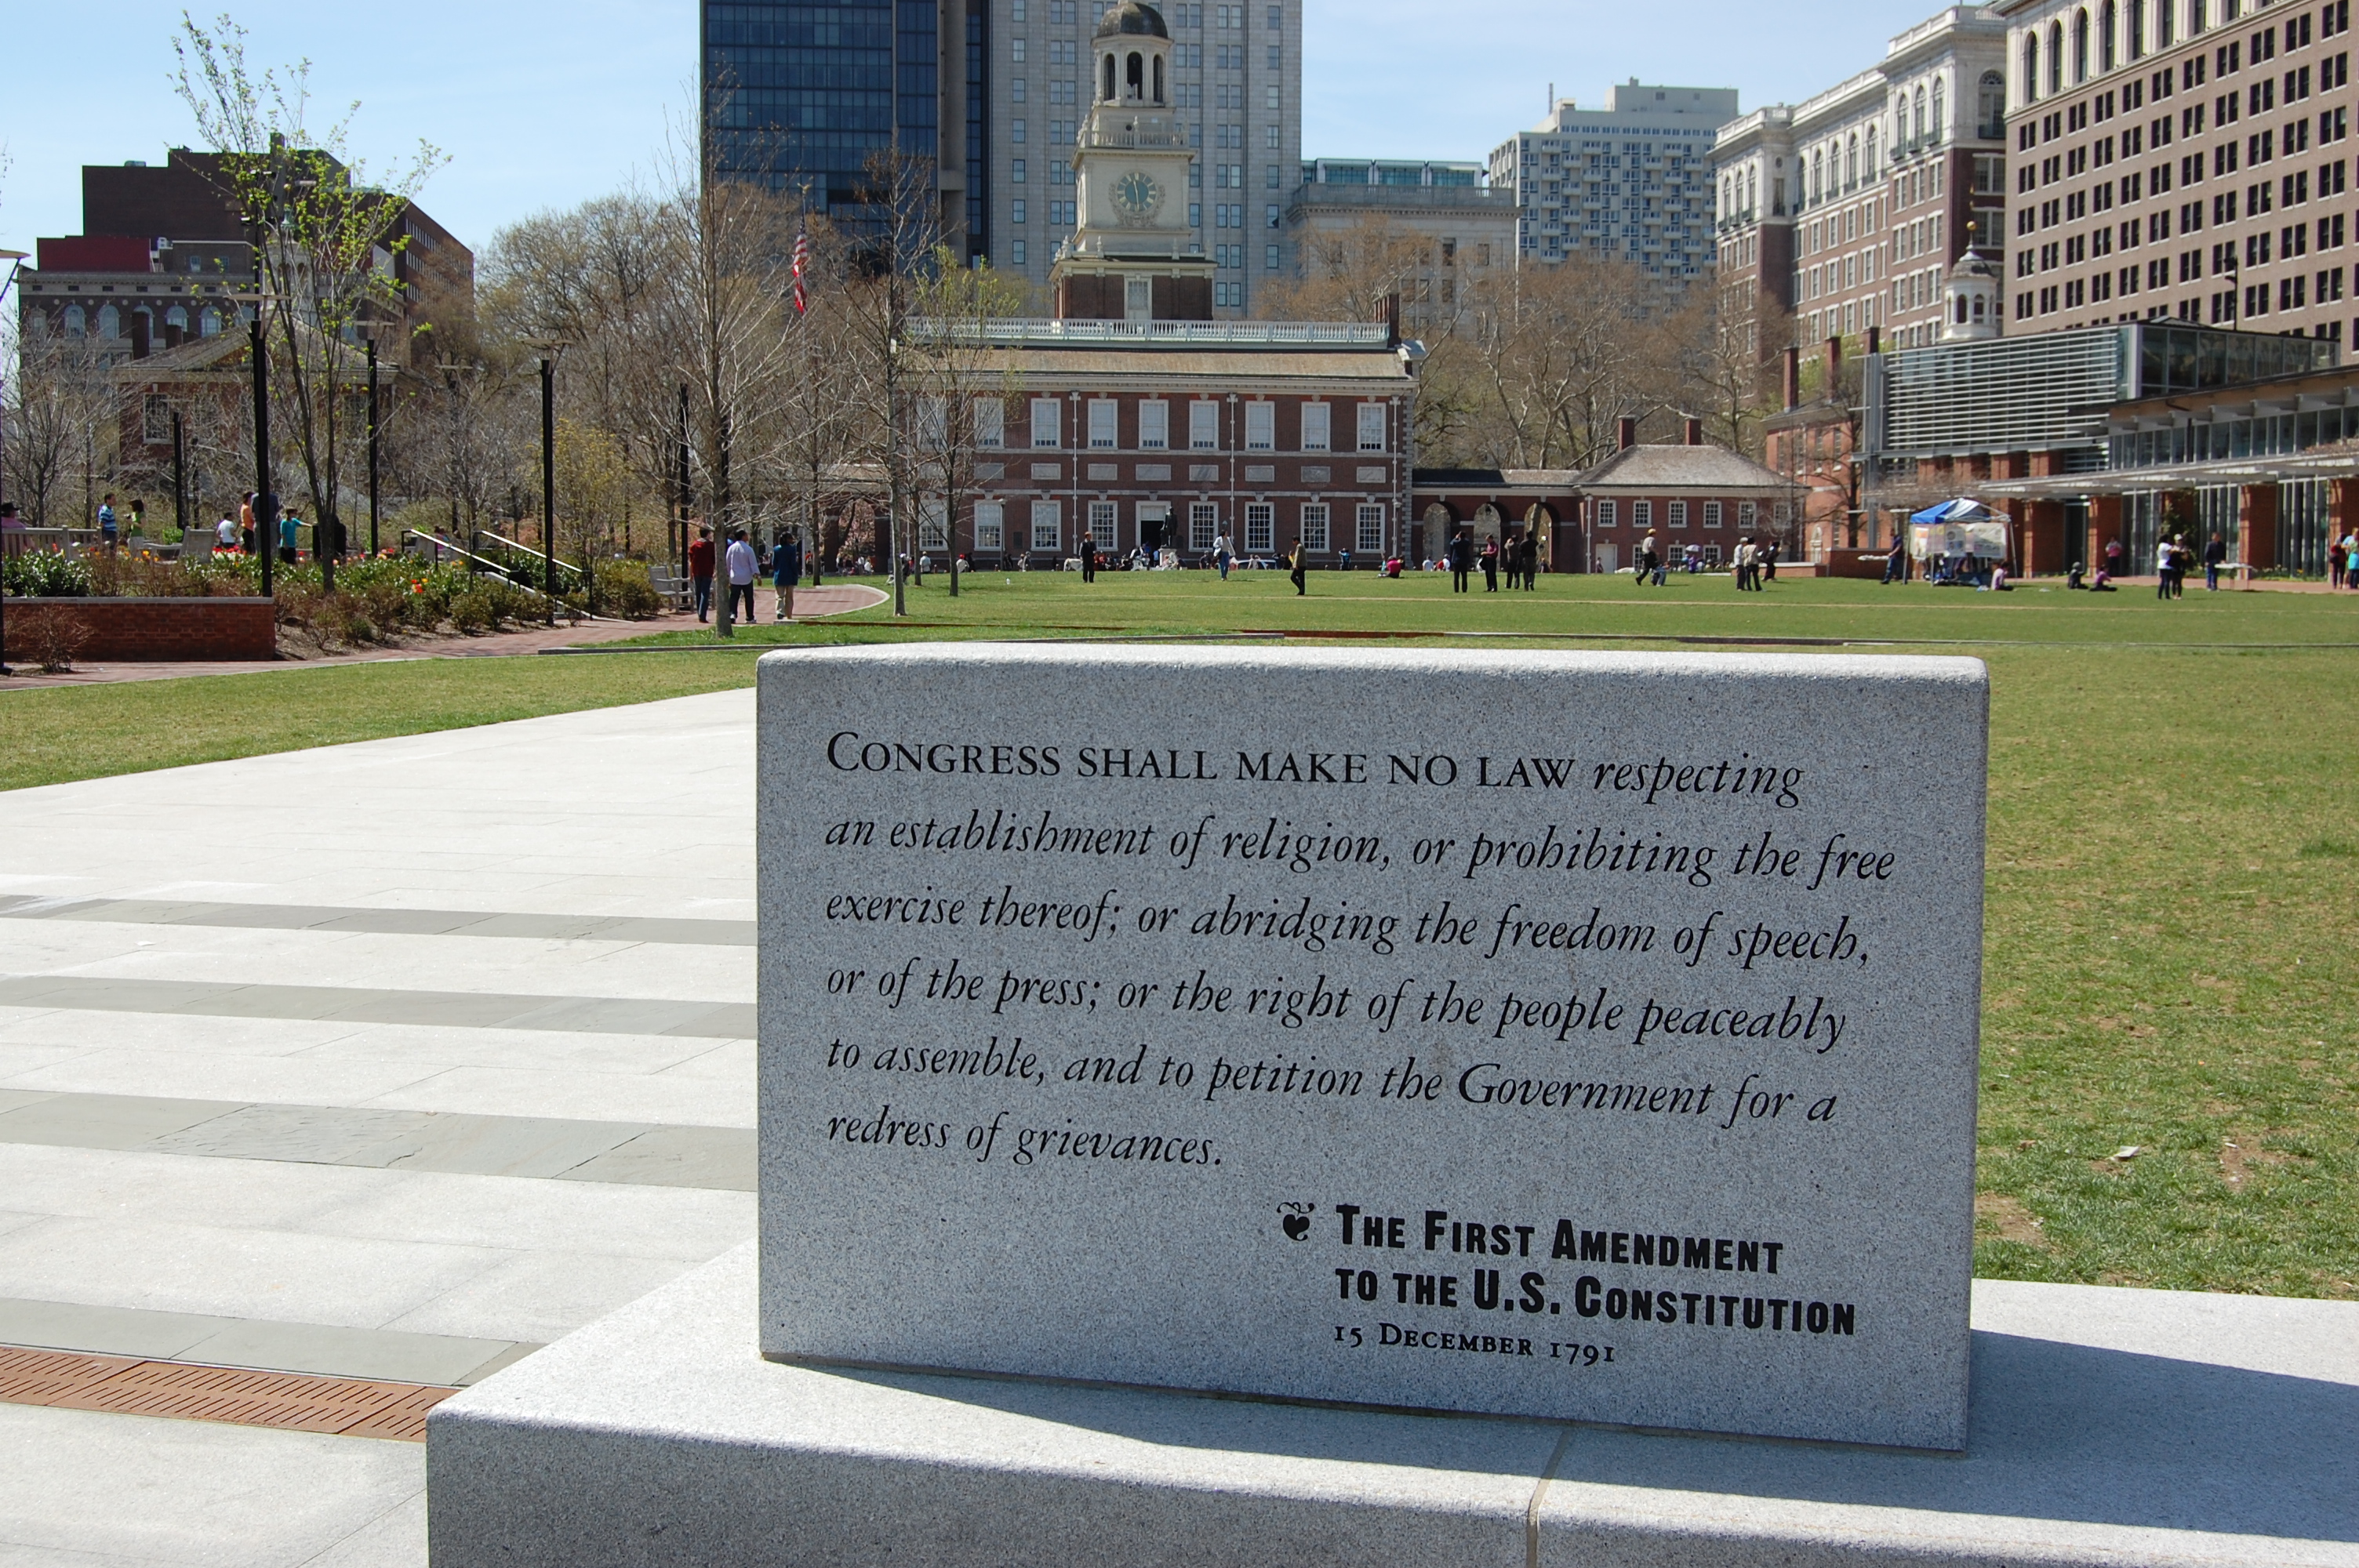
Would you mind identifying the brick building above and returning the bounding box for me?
[1995,0,2359,341]
[1409,470,1580,571]
[1575,419,1799,575]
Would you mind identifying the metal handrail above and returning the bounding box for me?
[402,530,555,597]
[476,528,587,579]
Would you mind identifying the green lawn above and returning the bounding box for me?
[4,572,2354,1298]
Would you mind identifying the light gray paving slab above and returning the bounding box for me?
[311,1170,752,1260]
[355,1066,750,1129]
[429,1246,2359,1568]
[0,1403,424,1568]
[381,1249,701,1346]
[0,978,753,1040]
[0,1094,234,1150]
[0,1050,442,1109]
[293,1490,427,1568]
[0,1294,531,1386]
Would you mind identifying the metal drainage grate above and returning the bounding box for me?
[0,1342,456,1442]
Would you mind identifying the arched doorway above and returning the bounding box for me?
[1473,503,1503,546]
[1420,502,1456,565]
[1523,503,1556,572]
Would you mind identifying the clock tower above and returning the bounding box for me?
[1050,0,1215,321]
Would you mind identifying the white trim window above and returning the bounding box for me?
[1089,500,1118,549]
[1669,500,1689,529]
[1138,400,1169,449]
[1739,501,1758,528]
[1703,500,1724,528]
[1088,399,1119,448]
[1245,401,1274,450]
[1030,499,1062,551]
[1356,402,1387,452]
[1190,502,1219,550]
[1300,401,1331,451]
[1634,500,1653,528]
[1030,397,1061,448]
[919,496,949,550]
[973,500,1005,552]
[975,398,1005,448]
[1595,499,1617,528]
[1299,501,1329,550]
[1245,502,1274,552]
[1355,502,1385,553]
[1189,401,1221,450]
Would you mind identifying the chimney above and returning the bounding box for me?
[130,311,151,360]
[1616,416,1638,451]
[1683,416,1703,447]
[1825,335,1844,394]
[164,322,185,350]
[1782,345,1800,410]
[1866,325,1881,358]
[1382,292,1401,347]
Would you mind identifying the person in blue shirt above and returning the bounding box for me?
[278,509,302,564]
[97,495,119,551]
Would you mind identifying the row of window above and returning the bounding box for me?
[1590,499,1767,529]
[969,499,1384,554]
[53,303,229,338]
[2019,146,2353,237]
[2021,1,2350,104]
[2019,197,2354,281]
[997,397,1390,452]
[2016,259,2350,312]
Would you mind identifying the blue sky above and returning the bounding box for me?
[2,0,1921,259]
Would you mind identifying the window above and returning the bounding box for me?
[1355,503,1385,553]
[1088,399,1118,448]
[1703,500,1724,528]
[1299,502,1329,550]
[1189,400,1221,448]
[1190,502,1219,550]
[1031,397,1061,447]
[919,496,949,550]
[1669,499,1690,528]
[975,397,1005,448]
[98,305,121,338]
[1300,401,1331,449]
[1245,502,1274,552]
[1012,198,1027,224]
[1030,499,1063,551]
[63,305,85,336]
[974,501,1005,552]
[1595,499,1617,528]
[1245,401,1274,449]
[1356,402,1387,451]
[1012,239,1027,266]
[1634,499,1654,528]
[1089,501,1118,549]
[1138,399,1169,449]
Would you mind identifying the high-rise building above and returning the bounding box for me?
[1711,6,2009,357]
[1281,161,1519,332]
[990,0,1300,313]
[1993,0,2359,343]
[1487,82,1738,279]
[701,0,1299,314]
[700,0,976,251]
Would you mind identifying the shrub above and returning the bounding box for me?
[2,550,95,597]
[591,559,663,619]
[448,586,498,633]
[12,604,94,671]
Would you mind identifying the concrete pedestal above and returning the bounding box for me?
[427,1244,2358,1566]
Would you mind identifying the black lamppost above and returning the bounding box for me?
[365,332,380,556]
[172,412,187,540]
[540,354,558,619]
[250,307,274,600]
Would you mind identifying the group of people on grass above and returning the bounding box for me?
[686,524,805,623]
[1628,529,1778,590]
[1438,528,1542,593]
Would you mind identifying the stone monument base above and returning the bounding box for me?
[428,1244,2357,1566]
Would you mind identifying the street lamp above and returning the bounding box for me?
[365,328,380,556]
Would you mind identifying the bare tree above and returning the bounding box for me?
[907,245,1027,596]
[2,326,116,527]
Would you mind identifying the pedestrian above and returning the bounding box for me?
[1214,530,1233,579]
[1635,529,1658,587]
[2103,535,2124,581]
[2332,529,2354,588]
[97,493,119,551]
[278,507,301,564]
[1448,528,1472,593]
[2202,530,2226,591]
[1480,535,1499,592]
[772,530,802,621]
[215,512,238,553]
[724,528,758,623]
[1521,533,1540,590]
[1289,537,1307,596]
[2154,535,2175,600]
[128,499,146,539]
[1338,546,1352,574]
[1882,535,1906,584]
[1761,535,1779,583]
[1732,535,1754,590]
[688,525,716,621]
[1081,534,1099,583]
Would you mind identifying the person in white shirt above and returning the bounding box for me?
[214,515,238,552]
[724,529,759,623]
[1212,532,1233,579]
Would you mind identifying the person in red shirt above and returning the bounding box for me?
[687,526,716,622]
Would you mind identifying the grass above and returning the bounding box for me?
[3,572,2354,1297]
[0,655,758,794]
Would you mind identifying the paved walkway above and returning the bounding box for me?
[0,691,760,1565]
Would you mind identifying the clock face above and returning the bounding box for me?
[1111,169,1165,224]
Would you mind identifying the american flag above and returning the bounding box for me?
[791,228,811,315]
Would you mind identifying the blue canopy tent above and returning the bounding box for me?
[1908,499,2008,561]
